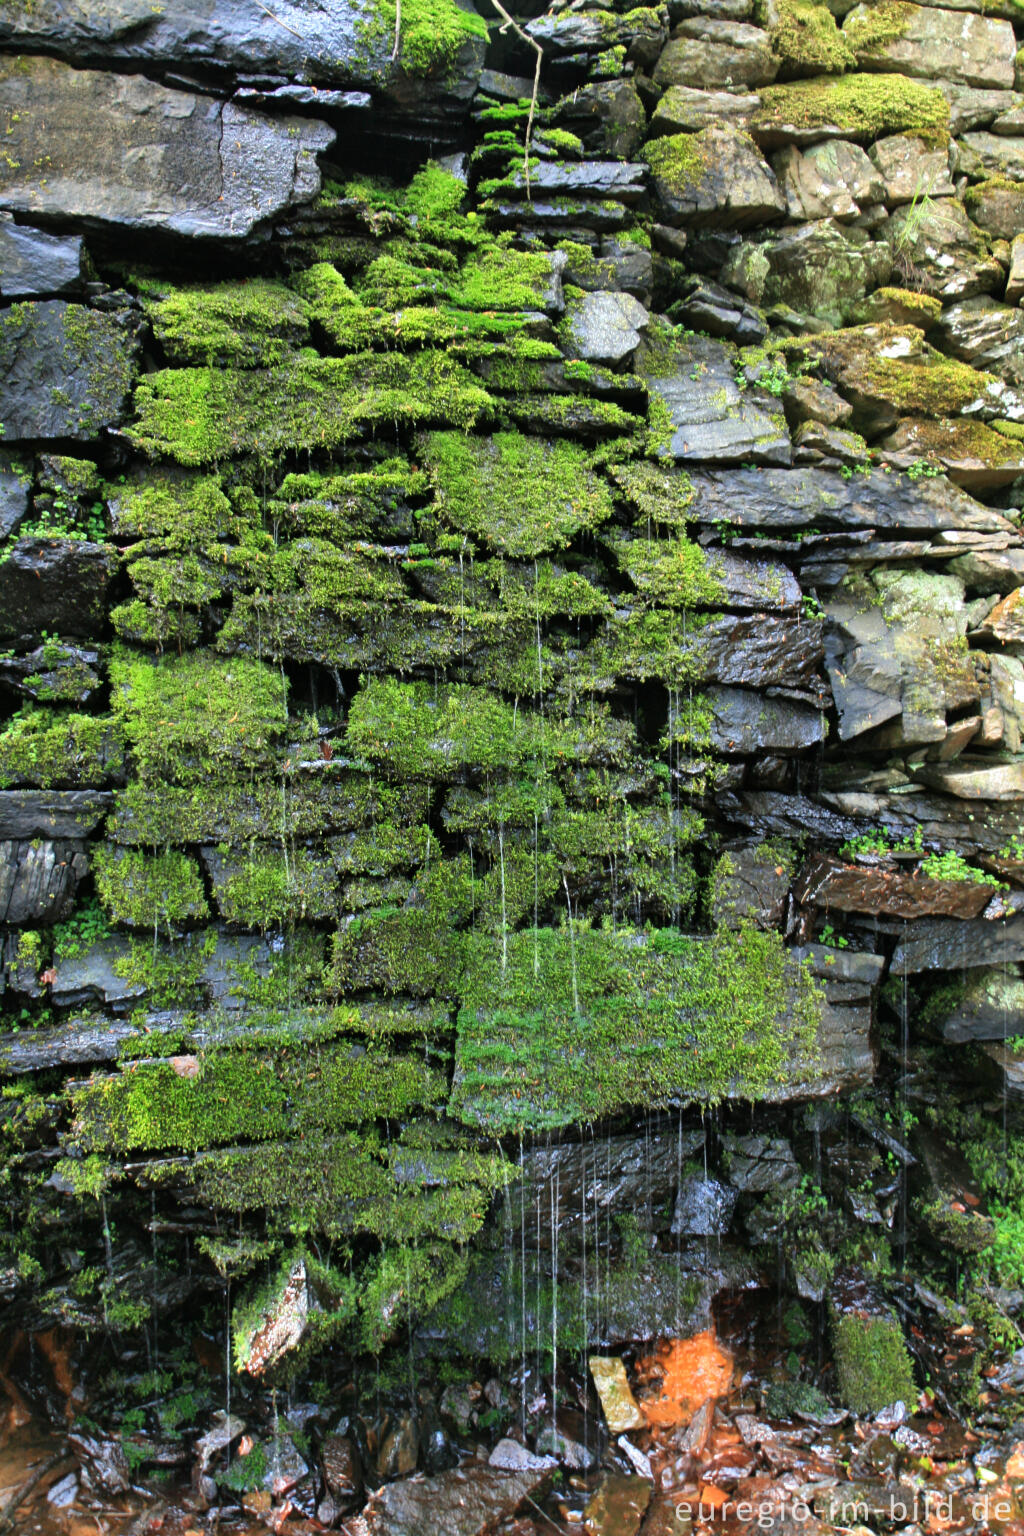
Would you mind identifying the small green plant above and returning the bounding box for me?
[919,849,1004,887]
[819,923,849,949]
[1000,834,1024,861]
[802,593,825,620]
[905,458,943,481]
[840,825,923,859]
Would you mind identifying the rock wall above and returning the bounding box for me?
[1,0,1023,1370]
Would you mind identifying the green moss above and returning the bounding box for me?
[142,280,311,366]
[852,286,943,328]
[108,649,288,785]
[93,846,209,931]
[832,1311,916,1414]
[765,0,855,74]
[404,162,467,222]
[425,430,613,556]
[0,707,123,788]
[450,244,556,311]
[607,461,697,528]
[360,0,487,78]
[613,536,725,609]
[642,133,711,194]
[753,73,950,144]
[842,0,916,55]
[810,324,1001,416]
[70,1044,445,1154]
[129,351,493,465]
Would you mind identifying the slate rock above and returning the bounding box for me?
[867,134,954,204]
[322,1432,363,1508]
[50,936,147,1010]
[844,2,1016,89]
[0,839,87,924]
[710,842,792,929]
[0,0,485,102]
[881,198,1003,302]
[938,82,1015,134]
[914,755,1024,800]
[890,917,1024,974]
[653,19,778,89]
[0,642,103,704]
[646,125,786,229]
[528,7,667,63]
[951,546,1024,594]
[672,1177,738,1237]
[0,455,29,539]
[0,539,115,639]
[722,1134,799,1192]
[687,466,1015,534]
[698,614,823,692]
[774,140,885,223]
[715,550,802,611]
[0,301,137,441]
[351,1463,551,1536]
[881,418,1024,490]
[935,296,1024,387]
[650,84,760,135]
[964,178,1024,242]
[556,80,647,159]
[937,968,1024,1042]
[565,290,649,366]
[670,277,767,344]
[721,219,891,327]
[794,854,994,920]
[0,791,112,839]
[707,686,825,753]
[644,334,790,466]
[0,57,334,240]
[497,160,647,203]
[489,1438,558,1471]
[0,216,84,298]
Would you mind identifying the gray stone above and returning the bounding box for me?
[688,466,1015,534]
[794,420,873,466]
[0,0,485,102]
[647,124,786,229]
[721,219,891,327]
[0,216,84,298]
[653,19,778,89]
[890,917,1024,974]
[953,132,1024,183]
[0,1015,151,1075]
[650,85,760,135]
[715,550,802,611]
[0,301,137,442]
[964,179,1024,241]
[643,335,791,466]
[699,614,824,693]
[707,686,825,753]
[0,455,29,539]
[672,1177,738,1236]
[50,936,147,1010]
[936,968,1024,1042]
[565,290,649,366]
[0,839,87,925]
[722,1134,799,1192]
[496,159,647,204]
[557,80,647,159]
[914,755,1024,799]
[844,3,1016,88]
[489,1439,557,1472]
[774,140,885,223]
[670,277,768,345]
[0,791,112,839]
[352,1463,551,1536]
[867,134,954,204]
[882,198,1003,302]
[935,296,1024,387]
[0,58,334,240]
[528,6,667,62]
[0,539,116,640]
[881,418,1024,491]
[937,83,1015,133]
[951,547,1024,594]
[0,642,103,704]
[711,842,792,929]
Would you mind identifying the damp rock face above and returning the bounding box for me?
[1,0,1024,1401]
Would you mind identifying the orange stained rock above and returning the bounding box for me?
[638,1331,734,1427]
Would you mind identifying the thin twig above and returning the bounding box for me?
[392,0,402,61]
[523,1492,568,1533]
[255,1,304,39]
[483,0,543,201]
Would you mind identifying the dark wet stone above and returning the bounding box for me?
[0,455,29,539]
[0,642,102,704]
[0,300,137,442]
[648,124,786,230]
[715,551,802,613]
[698,614,823,693]
[711,843,792,930]
[0,539,116,640]
[670,276,768,344]
[354,1462,551,1536]
[69,1433,132,1496]
[687,467,1015,534]
[535,1420,598,1471]
[377,1415,419,1480]
[794,855,995,921]
[583,1472,651,1535]
[556,79,647,159]
[707,687,825,754]
[494,159,648,203]
[0,838,87,924]
[0,58,334,240]
[565,290,650,366]
[890,916,1024,974]
[935,968,1024,1042]
[322,1432,363,1508]
[790,945,885,986]
[528,8,666,63]
[671,1177,738,1237]
[0,1014,150,1074]
[645,335,790,466]
[50,936,148,1010]
[419,1401,457,1474]
[0,791,112,839]
[0,215,84,298]
[721,220,891,328]
[934,296,1024,388]
[722,1134,799,1193]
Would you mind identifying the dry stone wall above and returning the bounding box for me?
[0,0,1022,1362]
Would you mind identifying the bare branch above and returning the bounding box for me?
[481,0,544,201]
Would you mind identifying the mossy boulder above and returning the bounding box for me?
[644,126,786,229]
[832,1309,916,1414]
[762,0,854,78]
[0,300,137,441]
[721,219,891,328]
[881,417,1024,490]
[751,72,950,147]
[843,1,1015,91]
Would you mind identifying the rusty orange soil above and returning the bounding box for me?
[638,1330,735,1427]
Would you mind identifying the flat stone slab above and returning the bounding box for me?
[890,916,1024,974]
[351,1463,550,1536]
[0,57,334,240]
[708,686,825,753]
[794,855,994,920]
[845,2,1016,90]
[646,336,790,466]
[566,290,649,366]
[0,301,137,441]
[0,792,112,839]
[0,539,116,640]
[688,468,1016,534]
[0,216,83,298]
